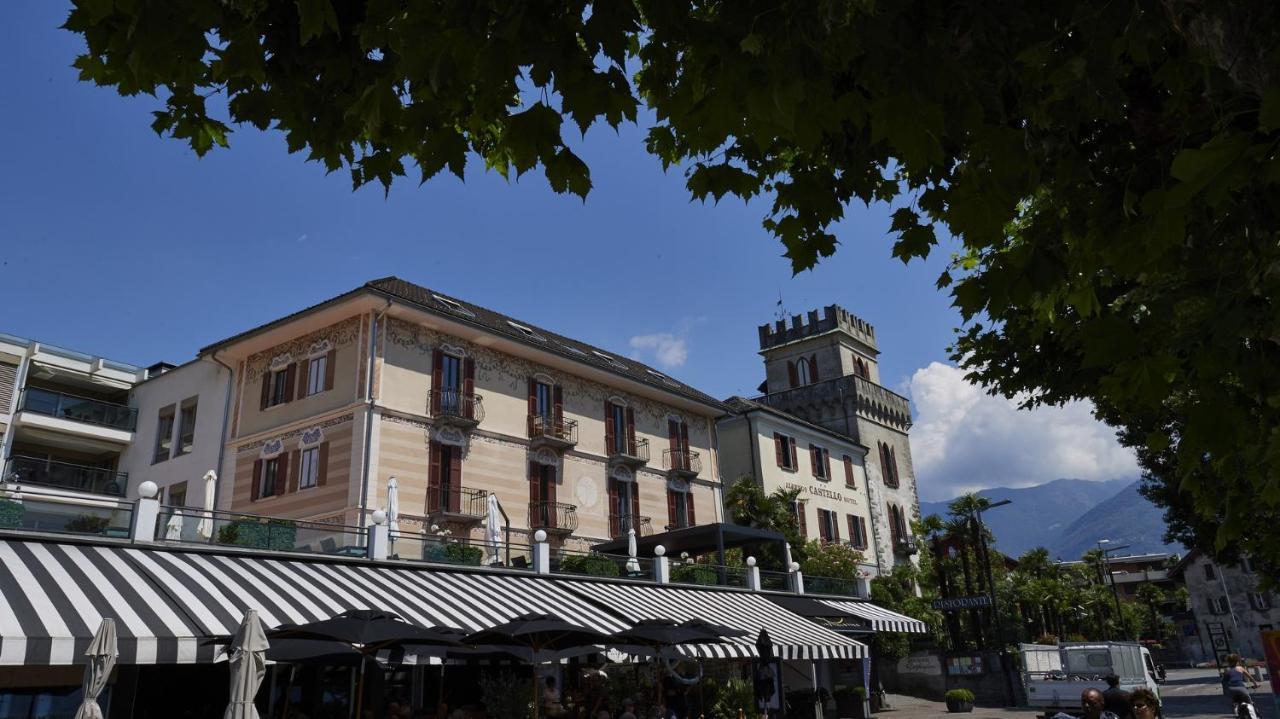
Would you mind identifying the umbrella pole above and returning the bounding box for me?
[437,663,445,717]
[282,664,297,719]
[355,655,368,719]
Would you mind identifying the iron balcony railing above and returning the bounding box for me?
[528,501,578,533]
[428,389,484,424]
[607,436,649,463]
[608,513,652,539]
[4,455,128,496]
[662,448,701,475]
[664,517,695,532]
[527,415,578,445]
[425,485,488,519]
[17,387,137,432]
[895,534,920,554]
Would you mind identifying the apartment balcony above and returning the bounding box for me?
[606,436,649,468]
[608,514,652,540]
[425,486,487,526]
[14,388,136,444]
[662,448,701,478]
[895,534,920,555]
[428,389,483,429]
[527,415,577,451]
[664,517,695,532]
[528,501,578,536]
[3,455,128,497]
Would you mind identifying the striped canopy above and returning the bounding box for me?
[816,599,928,633]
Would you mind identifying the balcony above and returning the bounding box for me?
[895,534,919,555]
[17,388,137,433]
[662,448,701,478]
[3,455,128,497]
[664,517,695,532]
[528,501,578,535]
[428,389,483,428]
[527,415,578,450]
[608,514,652,539]
[425,486,488,526]
[606,436,649,468]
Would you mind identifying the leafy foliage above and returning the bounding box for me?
[63,1,1280,569]
[723,476,806,566]
[800,540,864,580]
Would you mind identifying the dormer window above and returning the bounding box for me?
[507,321,545,342]
[432,294,475,318]
[593,350,627,369]
[557,342,587,357]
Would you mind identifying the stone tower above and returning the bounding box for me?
[757,305,921,569]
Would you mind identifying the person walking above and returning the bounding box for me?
[1102,675,1132,719]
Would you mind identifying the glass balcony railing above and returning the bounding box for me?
[4,456,127,496]
[17,388,137,432]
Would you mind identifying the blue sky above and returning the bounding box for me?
[1,2,1138,500]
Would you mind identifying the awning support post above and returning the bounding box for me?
[532,529,550,574]
[130,481,159,543]
[653,544,670,583]
[746,556,761,591]
[366,511,388,560]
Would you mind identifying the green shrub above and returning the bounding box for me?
[0,499,25,529]
[945,689,975,702]
[217,518,296,550]
[423,541,485,565]
[559,553,621,577]
[65,515,111,534]
[671,562,717,585]
[832,686,866,700]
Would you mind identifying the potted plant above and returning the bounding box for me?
[831,686,868,719]
[945,689,975,713]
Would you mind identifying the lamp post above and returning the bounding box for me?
[1097,540,1132,640]
[971,499,1013,706]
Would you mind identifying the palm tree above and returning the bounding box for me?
[723,477,805,566]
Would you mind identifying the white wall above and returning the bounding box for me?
[122,358,231,503]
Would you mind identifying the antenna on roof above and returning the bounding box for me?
[774,290,788,322]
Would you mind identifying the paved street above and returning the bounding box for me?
[874,669,1276,719]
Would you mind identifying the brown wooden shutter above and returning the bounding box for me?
[259,372,271,410]
[427,442,441,512]
[448,449,462,512]
[462,358,476,420]
[625,406,636,448]
[528,380,539,436]
[297,360,310,399]
[788,437,797,469]
[430,350,443,415]
[887,502,898,543]
[847,515,857,545]
[817,510,829,543]
[680,421,690,455]
[809,445,819,475]
[774,434,786,467]
[666,489,678,528]
[607,478,620,536]
[287,449,300,493]
[315,442,329,487]
[795,503,807,537]
[859,517,868,548]
[889,447,899,486]
[529,461,541,505]
[686,491,695,525]
[604,401,616,452]
[843,455,855,486]
[283,363,297,403]
[823,450,832,481]
[553,385,563,427]
[809,355,820,383]
[273,452,289,498]
[668,419,679,467]
[831,510,840,542]
[787,360,798,388]
[545,464,557,505]
[630,479,640,521]
[251,459,263,500]
[324,349,337,390]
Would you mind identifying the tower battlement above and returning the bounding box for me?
[758,305,876,350]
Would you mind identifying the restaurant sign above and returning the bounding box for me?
[931,595,993,611]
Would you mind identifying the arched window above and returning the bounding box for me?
[796,358,811,385]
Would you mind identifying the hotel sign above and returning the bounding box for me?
[784,482,859,506]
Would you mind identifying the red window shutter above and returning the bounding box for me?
[847,515,857,545]
[625,407,636,446]
[448,449,462,512]
[259,371,271,410]
[860,517,869,548]
[427,442,442,512]
[666,490,678,528]
[324,349,337,391]
[604,401,616,452]
[809,355,820,382]
[687,491,696,525]
[297,360,310,399]
[529,380,539,436]
[287,449,300,493]
[430,350,443,415]
[553,385,563,425]
[545,465,557,505]
[607,479,620,535]
[251,459,263,500]
[774,434,786,467]
[630,480,640,520]
[843,456,855,487]
[316,442,329,486]
[529,462,540,504]
[668,419,680,467]
[283,363,297,403]
[787,360,798,388]
[462,358,476,420]
[679,421,690,452]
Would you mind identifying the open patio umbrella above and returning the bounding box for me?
[225,610,269,719]
[464,613,611,719]
[485,492,503,566]
[164,508,184,540]
[72,618,117,719]
[197,470,217,539]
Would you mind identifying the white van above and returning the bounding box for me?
[1022,642,1162,718]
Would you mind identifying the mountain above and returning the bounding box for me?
[919,478,1129,557]
[1052,480,1185,560]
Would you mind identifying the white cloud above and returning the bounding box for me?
[906,362,1139,501]
[629,333,689,369]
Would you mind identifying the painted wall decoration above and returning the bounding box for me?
[237,413,354,453]
[245,316,363,382]
[306,339,334,358]
[574,477,600,510]
[300,426,325,447]
[529,448,558,467]
[260,438,284,459]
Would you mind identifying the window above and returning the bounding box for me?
[299,446,320,489]
[667,489,696,530]
[432,294,475,317]
[175,399,197,456]
[507,321,545,342]
[810,445,831,480]
[796,358,811,385]
[790,500,808,538]
[1210,596,1230,615]
[168,482,187,507]
[592,350,627,369]
[879,442,900,488]
[1204,563,1217,580]
[1250,593,1271,611]
[607,402,631,454]
[847,514,868,550]
[816,509,840,544]
[306,355,327,396]
[258,457,281,499]
[153,405,175,463]
[843,455,857,488]
[534,381,553,420]
[428,442,461,512]
[774,433,798,470]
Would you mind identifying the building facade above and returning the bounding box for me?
[753,306,921,568]
[202,278,725,554]
[1172,549,1279,663]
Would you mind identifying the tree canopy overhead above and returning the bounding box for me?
[66,2,1280,570]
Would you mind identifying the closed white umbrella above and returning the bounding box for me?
[165,509,184,540]
[385,477,400,532]
[626,528,641,574]
[72,618,117,719]
[783,541,794,570]
[485,493,502,565]
[197,470,217,540]
[224,610,269,719]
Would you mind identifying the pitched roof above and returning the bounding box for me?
[204,277,725,411]
[721,395,868,452]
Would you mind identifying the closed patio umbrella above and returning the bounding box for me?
[386,477,399,554]
[165,508,184,540]
[485,492,502,565]
[626,528,641,574]
[72,618,117,719]
[225,610,269,719]
[197,470,217,539]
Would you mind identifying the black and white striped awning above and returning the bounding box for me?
[557,580,866,660]
[816,599,927,634]
[0,538,628,666]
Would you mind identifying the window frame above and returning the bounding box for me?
[259,457,281,499]
[1204,563,1217,580]
[299,446,320,490]
[811,445,830,480]
[175,398,198,456]
[775,433,798,471]
[153,404,176,464]
[796,358,812,385]
[306,354,327,397]
[269,369,291,407]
